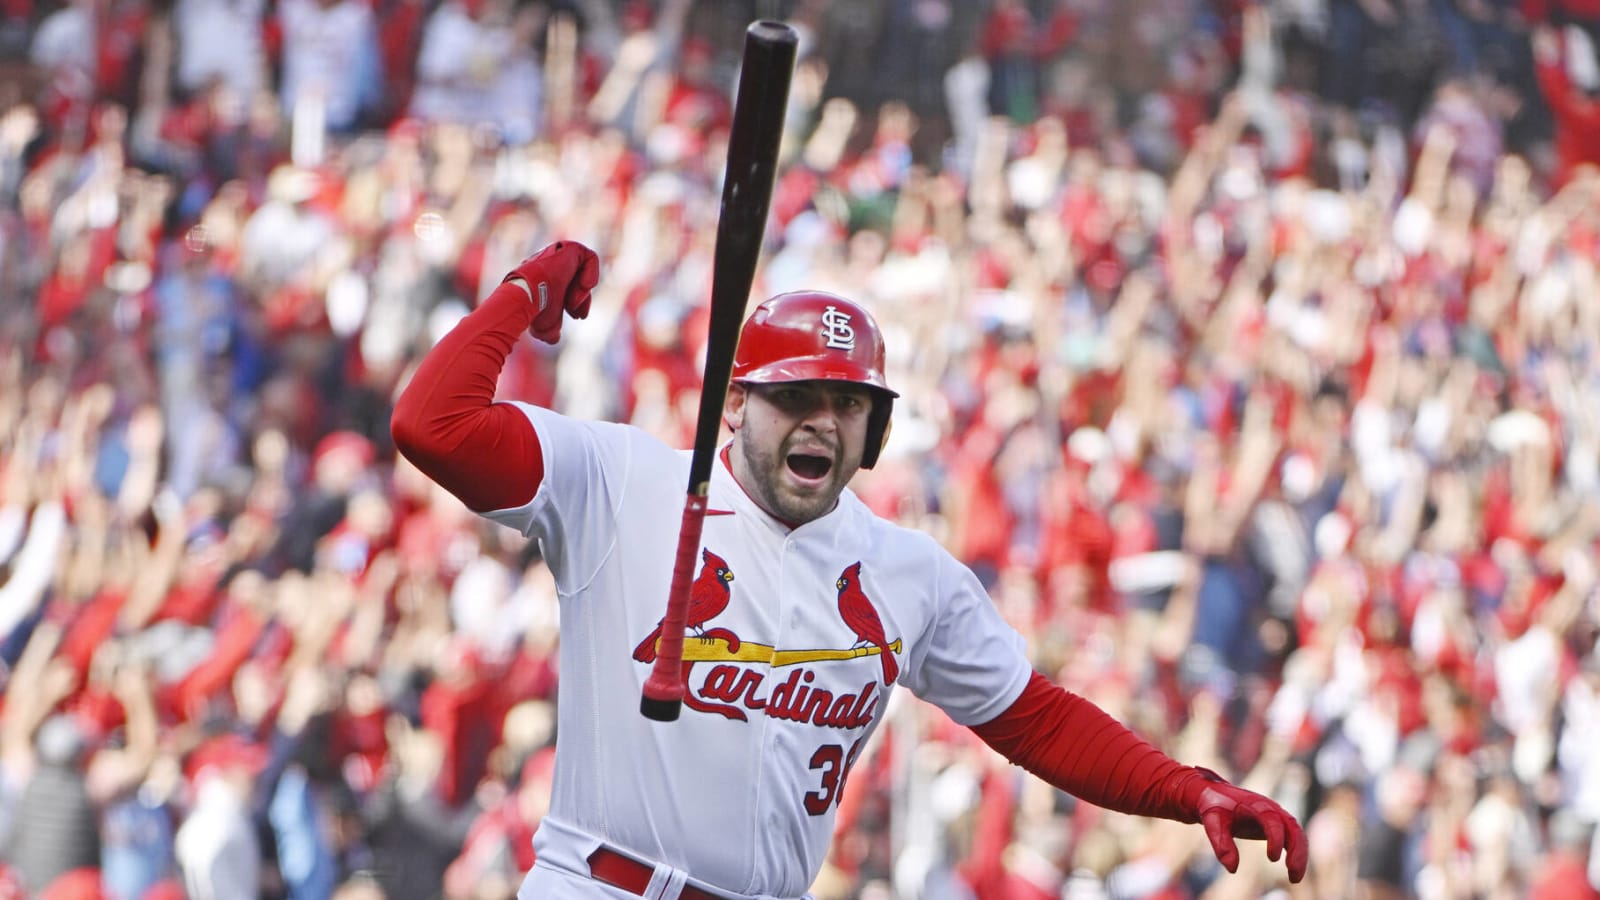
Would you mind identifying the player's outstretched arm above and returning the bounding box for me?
[968,671,1307,882]
[392,241,600,512]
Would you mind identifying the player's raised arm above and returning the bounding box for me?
[390,240,599,512]
[968,671,1308,882]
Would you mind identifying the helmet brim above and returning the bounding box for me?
[731,356,898,398]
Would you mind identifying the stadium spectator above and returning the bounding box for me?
[1532,23,1600,183]
[277,0,384,135]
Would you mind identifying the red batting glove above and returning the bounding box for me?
[504,240,600,344]
[1193,768,1308,883]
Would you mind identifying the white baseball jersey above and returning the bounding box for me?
[488,404,1033,900]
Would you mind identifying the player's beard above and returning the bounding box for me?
[735,427,857,525]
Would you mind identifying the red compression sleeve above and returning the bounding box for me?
[391,280,545,512]
[969,672,1209,822]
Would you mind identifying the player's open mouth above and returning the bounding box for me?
[786,453,832,482]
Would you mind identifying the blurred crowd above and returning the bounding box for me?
[1,0,1599,898]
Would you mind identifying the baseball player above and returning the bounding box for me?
[391,241,1308,899]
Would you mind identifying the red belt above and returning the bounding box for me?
[586,847,729,900]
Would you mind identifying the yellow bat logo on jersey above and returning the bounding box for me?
[638,636,903,668]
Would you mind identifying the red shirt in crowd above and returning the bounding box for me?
[1534,48,1600,186]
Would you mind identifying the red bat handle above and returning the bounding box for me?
[640,492,709,721]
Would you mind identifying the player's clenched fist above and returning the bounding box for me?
[1193,768,1308,882]
[504,240,600,343]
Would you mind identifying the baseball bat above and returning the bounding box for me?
[641,21,798,722]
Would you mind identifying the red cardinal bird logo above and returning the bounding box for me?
[633,549,735,662]
[836,562,898,686]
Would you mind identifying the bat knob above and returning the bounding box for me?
[640,696,682,722]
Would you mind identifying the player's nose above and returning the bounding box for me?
[798,404,837,435]
[804,393,849,430]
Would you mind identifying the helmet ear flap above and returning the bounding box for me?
[860,393,893,469]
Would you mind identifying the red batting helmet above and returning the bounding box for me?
[732,291,897,469]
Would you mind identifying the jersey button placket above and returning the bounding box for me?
[753,535,795,868]
[765,715,786,829]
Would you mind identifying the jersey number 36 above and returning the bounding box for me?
[804,737,866,816]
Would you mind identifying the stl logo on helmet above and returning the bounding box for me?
[820,305,855,351]
[632,553,900,727]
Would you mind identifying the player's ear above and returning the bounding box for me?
[723,383,748,430]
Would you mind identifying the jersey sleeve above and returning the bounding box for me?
[479,402,638,595]
[899,543,1033,726]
